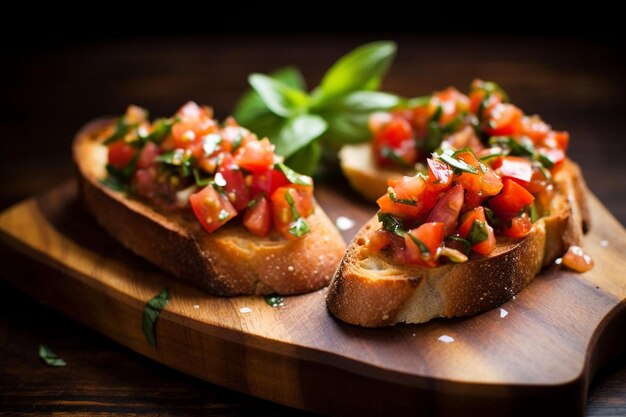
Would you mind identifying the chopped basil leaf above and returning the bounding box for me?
[437,151,478,174]
[475,80,509,102]
[407,232,430,256]
[231,132,244,152]
[38,344,67,367]
[529,203,539,223]
[276,162,312,186]
[141,117,178,144]
[537,163,552,180]
[405,95,430,108]
[264,294,285,308]
[284,190,310,238]
[156,149,194,177]
[380,146,411,169]
[103,117,137,145]
[289,217,310,237]
[388,187,417,206]
[483,206,495,225]
[444,235,472,256]
[142,288,169,348]
[477,95,490,122]
[431,104,443,122]
[378,212,405,237]
[489,136,534,157]
[439,246,468,263]
[480,151,503,162]
[101,152,140,192]
[202,133,222,156]
[425,120,444,152]
[441,113,465,134]
[193,168,212,186]
[100,175,128,192]
[467,220,488,245]
[536,152,555,169]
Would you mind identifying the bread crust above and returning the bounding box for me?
[74,119,345,296]
[327,159,589,326]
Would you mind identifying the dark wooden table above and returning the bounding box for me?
[1,35,624,416]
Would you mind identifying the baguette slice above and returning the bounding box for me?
[74,119,346,296]
[339,143,409,201]
[327,159,590,327]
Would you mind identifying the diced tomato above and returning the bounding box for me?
[488,179,535,220]
[368,112,393,135]
[410,106,430,138]
[462,190,484,213]
[551,131,569,151]
[537,147,565,166]
[483,103,523,136]
[521,115,550,143]
[373,115,417,167]
[427,158,454,192]
[480,167,504,196]
[189,184,237,233]
[426,185,464,235]
[217,154,249,211]
[503,213,533,238]
[137,142,160,169]
[431,87,470,124]
[234,137,274,173]
[562,245,594,272]
[366,229,392,253]
[108,140,136,169]
[377,175,426,218]
[472,224,496,255]
[457,206,488,238]
[493,156,533,185]
[171,102,218,150]
[250,169,290,197]
[404,222,444,266]
[243,197,271,237]
[525,167,550,195]
[271,186,311,240]
[453,151,503,196]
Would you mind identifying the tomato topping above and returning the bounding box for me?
[562,245,594,272]
[377,175,426,218]
[426,185,464,235]
[244,197,271,237]
[483,103,523,136]
[217,154,250,211]
[503,213,533,238]
[457,206,487,238]
[234,137,274,173]
[366,229,393,253]
[404,222,444,266]
[373,115,417,167]
[137,142,160,169]
[472,224,496,255]
[250,169,290,197]
[488,179,535,220]
[271,186,311,240]
[493,156,533,185]
[189,184,237,234]
[108,140,136,169]
[426,158,454,192]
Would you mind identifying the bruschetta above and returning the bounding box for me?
[74,102,345,296]
[327,82,592,326]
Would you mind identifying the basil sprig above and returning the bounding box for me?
[284,190,310,237]
[467,220,489,245]
[38,344,67,367]
[234,42,400,175]
[276,162,312,186]
[142,288,169,348]
[378,212,406,237]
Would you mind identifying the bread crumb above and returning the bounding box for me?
[193,304,200,310]
[500,308,508,318]
[438,335,455,343]
[382,314,389,320]
[600,240,609,247]
[335,216,356,231]
[239,307,252,314]
[287,265,294,272]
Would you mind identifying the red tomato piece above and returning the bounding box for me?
[137,142,160,169]
[483,103,523,136]
[243,197,271,237]
[562,245,594,272]
[462,190,484,213]
[250,169,290,197]
[189,184,237,233]
[503,213,533,238]
[488,179,535,220]
[457,206,487,238]
[373,115,417,167]
[404,222,444,266]
[271,186,310,240]
[426,184,464,235]
[377,175,426,218]
[472,224,496,255]
[217,154,249,211]
[493,156,533,185]
[234,137,275,173]
[366,229,392,253]
[427,158,454,192]
[108,140,136,169]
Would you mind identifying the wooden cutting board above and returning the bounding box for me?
[0,180,624,417]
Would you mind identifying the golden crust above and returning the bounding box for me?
[327,160,588,327]
[74,119,345,296]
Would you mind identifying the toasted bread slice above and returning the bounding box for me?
[339,143,411,201]
[74,119,346,296]
[327,160,590,326]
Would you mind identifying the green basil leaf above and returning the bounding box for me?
[193,169,212,187]
[273,114,327,158]
[388,188,417,206]
[156,149,194,177]
[103,117,136,145]
[100,175,128,192]
[444,235,472,256]
[264,294,285,308]
[378,212,405,237]
[276,162,312,186]
[381,146,412,169]
[38,344,67,367]
[536,152,555,169]
[314,41,396,104]
[141,117,178,144]
[247,192,265,208]
[233,67,306,126]
[437,152,478,174]
[529,203,539,223]
[142,288,169,348]
[489,136,534,157]
[248,73,309,118]
[472,80,509,103]
[467,220,488,245]
[284,140,322,176]
[407,232,431,256]
[404,95,430,108]
[289,217,310,238]
[284,189,300,220]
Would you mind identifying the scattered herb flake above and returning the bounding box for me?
[381,146,412,169]
[264,294,285,308]
[276,162,312,186]
[407,232,430,256]
[284,190,310,237]
[467,220,488,245]
[437,152,478,174]
[388,187,417,206]
[142,288,169,348]
[38,344,66,367]
[378,213,405,237]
